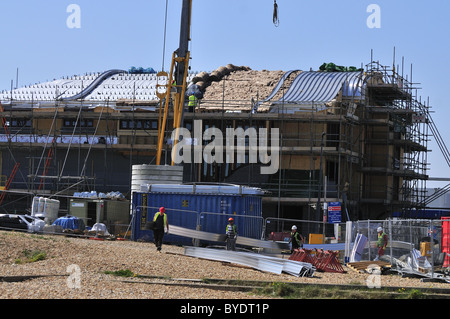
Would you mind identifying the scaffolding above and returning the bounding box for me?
[361,60,430,218]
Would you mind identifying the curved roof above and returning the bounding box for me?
[0,70,198,103]
[272,71,365,105]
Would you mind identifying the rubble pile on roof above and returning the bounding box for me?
[197,65,300,112]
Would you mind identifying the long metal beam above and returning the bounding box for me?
[169,225,290,250]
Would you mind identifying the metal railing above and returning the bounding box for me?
[346,218,450,278]
[263,217,347,244]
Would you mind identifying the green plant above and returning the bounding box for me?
[268,282,295,297]
[406,289,424,299]
[15,249,47,264]
[104,269,136,277]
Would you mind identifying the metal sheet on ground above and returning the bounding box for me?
[184,246,315,277]
[169,225,289,250]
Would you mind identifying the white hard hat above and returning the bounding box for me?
[292,225,297,230]
[377,227,383,232]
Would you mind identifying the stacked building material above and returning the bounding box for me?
[192,64,251,91]
[289,248,346,273]
[184,246,315,277]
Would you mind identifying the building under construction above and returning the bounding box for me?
[0,58,432,222]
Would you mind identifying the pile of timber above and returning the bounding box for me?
[346,260,391,273]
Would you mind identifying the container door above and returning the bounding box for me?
[87,202,96,227]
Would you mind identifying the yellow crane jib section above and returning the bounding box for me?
[156,51,191,166]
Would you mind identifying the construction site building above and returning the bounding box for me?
[0,60,431,222]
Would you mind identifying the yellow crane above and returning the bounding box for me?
[155,0,280,166]
[156,0,191,166]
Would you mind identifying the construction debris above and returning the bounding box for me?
[289,248,346,273]
[346,261,391,274]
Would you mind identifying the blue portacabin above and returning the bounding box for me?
[131,184,264,246]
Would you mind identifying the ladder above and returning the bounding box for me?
[0,163,20,205]
[38,140,54,191]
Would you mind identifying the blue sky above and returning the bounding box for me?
[0,0,449,188]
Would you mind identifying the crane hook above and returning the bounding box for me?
[273,0,280,27]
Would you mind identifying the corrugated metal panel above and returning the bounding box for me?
[0,71,199,103]
[184,247,316,277]
[131,190,263,244]
[169,225,289,250]
[252,70,301,113]
[61,69,125,101]
[170,225,227,242]
[273,71,364,105]
[143,184,264,195]
[184,246,283,275]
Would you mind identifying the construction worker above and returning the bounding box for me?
[188,94,198,112]
[375,226,388,260]
[225,218,238,251]
[153,207,169,252]
[290,225,304,253]
[170,79,177,107]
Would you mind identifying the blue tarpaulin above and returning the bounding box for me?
[53,216,86,231]
[129,67,156,74]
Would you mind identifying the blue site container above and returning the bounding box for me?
[131,185,263,245]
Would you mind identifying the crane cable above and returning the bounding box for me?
[161,0,169,71]
[273,0,280,27]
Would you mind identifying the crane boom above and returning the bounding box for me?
[156,1,277,166]
[156,0,192,166]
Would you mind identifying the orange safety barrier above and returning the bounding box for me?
[314,249,346,273]
[443,217,450,268]
[289,248,346,273]
[289,248,317,265]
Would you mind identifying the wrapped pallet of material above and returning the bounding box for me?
[195,81,206,91]
[225,64,238,72]
[209,69,223,82]
[216,66,230,76]
[192,71,209,84]
[31,196,60,224]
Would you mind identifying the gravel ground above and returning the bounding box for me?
[1,230,449,299]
